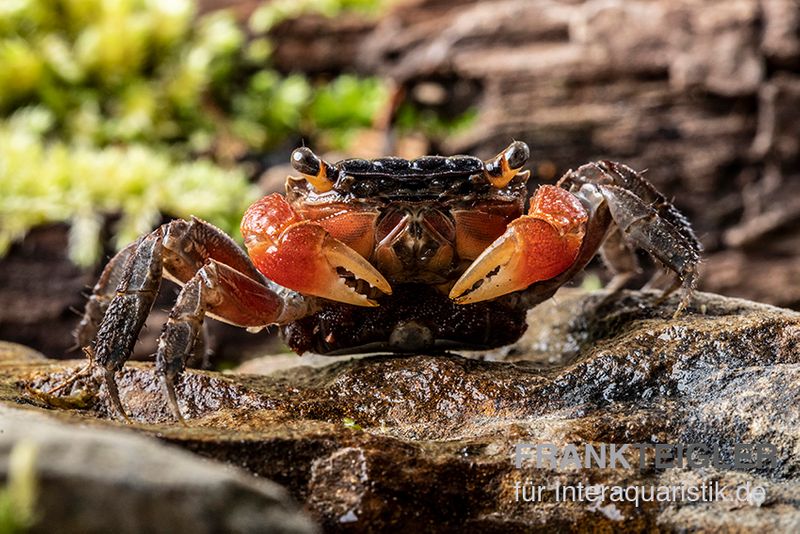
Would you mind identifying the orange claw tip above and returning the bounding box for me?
[318,278,381,307]
[449,216,585,304]
[449,230,523,304]
[323,236,392,296]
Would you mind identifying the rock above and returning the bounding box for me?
[0,405,318,534]
[3,289,800,531]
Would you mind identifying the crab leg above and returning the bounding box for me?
[562,161,702,315]
[156,259,287,420]
[73,240,138,349]
[78,215,271,354]
[86,217,312,421]
[595,183,700,314]
[450,185,588,303]
[241,193,391,306]
[92,231,164,419]
[598,226,642,292]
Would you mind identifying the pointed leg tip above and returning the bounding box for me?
[160,374,185,423]
[102,369,131,423]
[672,292,693,319]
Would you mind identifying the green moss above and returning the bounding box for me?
[249,0,389,33]
[307,75,389,149]
[0,109,258,266]
[342,417,363,431]
[0,0,472,267]
[0,0,392,152]
[396,104,478,140]
[0,1,397,265]
[580,273,603,292]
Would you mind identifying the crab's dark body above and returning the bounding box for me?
[282,285,527,354]
[336,155,487,197]
[283,149,532,353]
[296,152,496,199]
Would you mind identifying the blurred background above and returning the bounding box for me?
[1,0,798,365]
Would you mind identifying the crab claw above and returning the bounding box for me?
[449,185,587,304]
[243,195,391,306]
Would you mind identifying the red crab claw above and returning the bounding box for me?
[449,185,588,304]
[242,194,391,306]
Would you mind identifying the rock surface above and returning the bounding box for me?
[0,403,317,534]
[2,289,800,531]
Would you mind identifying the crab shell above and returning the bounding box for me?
[240,142,588,353]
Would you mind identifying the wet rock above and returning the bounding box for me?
[3,289,800,531]
[0,404,318,534]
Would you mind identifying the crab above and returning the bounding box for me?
[73,142,701,420]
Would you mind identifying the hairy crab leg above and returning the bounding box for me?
[92,231,164,420]
[563,161,702,316]
[558,161,702,256]
[242,193,392,306]
[75,215,265,359]
[598,227,642,293]
[449,185,588,304]
[596,183,700,315]
[85,217,312,421]
[73,240,138,349]
[188,323,210,369]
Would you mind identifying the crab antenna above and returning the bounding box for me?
[483,141,530,188]
[291,147,335,193]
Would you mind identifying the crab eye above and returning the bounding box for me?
[291,147,335,193]
[483,141,530,188]
[504,141,529,170]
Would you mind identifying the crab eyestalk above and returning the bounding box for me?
[483,141,531,188]
[291,147,335,193]
[449,185,588,303]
